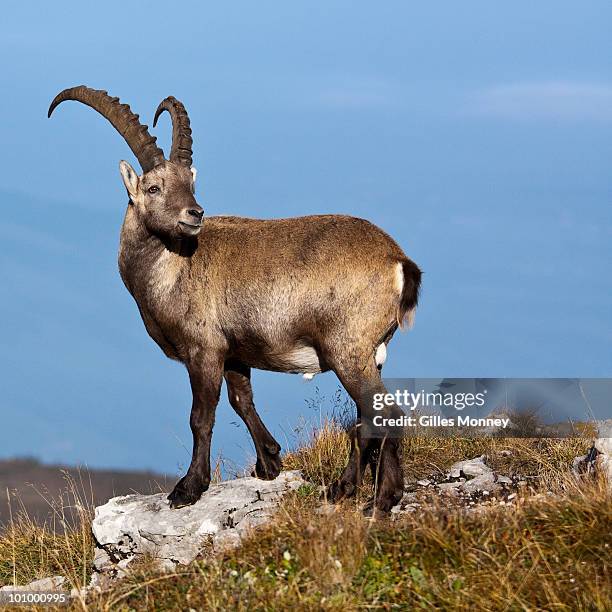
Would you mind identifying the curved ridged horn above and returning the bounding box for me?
[153,96,193,167]
[48,85,165,172]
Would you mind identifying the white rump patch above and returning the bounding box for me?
[393,261,417,329]
[393,261,404,295]
[375,343,387,367]
[303,373,315,381]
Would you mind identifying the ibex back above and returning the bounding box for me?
[48,86,421,513]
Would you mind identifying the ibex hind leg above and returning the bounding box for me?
[224,360,282,480]
[327,423,374,502]
[327,354,404,514]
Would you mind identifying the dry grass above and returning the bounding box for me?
[400,435,591,482]
[84,478,610,611]
[0,473,94,597]
[0,414,608,611]
[283,417,351,490]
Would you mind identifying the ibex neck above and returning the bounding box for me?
[118,208,195,302]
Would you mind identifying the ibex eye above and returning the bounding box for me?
[148,186,160,194]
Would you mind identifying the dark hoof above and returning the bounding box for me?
[167,475,209,509]
[362,498,377,518]
[327,479,356,503]
[362,500,392,520]
[251,448,282,480]
[370,488,403,515]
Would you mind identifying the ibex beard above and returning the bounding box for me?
[48,86,422,514]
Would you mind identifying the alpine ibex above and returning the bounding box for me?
[48,86,421,513]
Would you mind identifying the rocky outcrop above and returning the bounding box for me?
[91,470,304,577]
[392,454,518,516]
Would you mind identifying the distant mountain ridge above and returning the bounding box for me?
[0,457,170,528]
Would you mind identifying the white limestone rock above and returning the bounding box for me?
[450,455,491,479]
[92,471,304,576]
[449,455,501,494]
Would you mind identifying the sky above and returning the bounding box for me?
[1,1,611,476]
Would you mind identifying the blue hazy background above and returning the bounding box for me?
[1,2,611,475]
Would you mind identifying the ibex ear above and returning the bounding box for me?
[119,160,139,199]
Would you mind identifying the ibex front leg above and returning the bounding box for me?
[168,354,224,509]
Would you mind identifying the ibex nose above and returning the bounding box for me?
[187,209,204,222]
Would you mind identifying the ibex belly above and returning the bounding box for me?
[235,340,326,375]
[269,344,324,374]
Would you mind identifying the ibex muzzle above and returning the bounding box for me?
[48,85,422,515]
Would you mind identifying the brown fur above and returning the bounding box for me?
[120,209,416,372]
